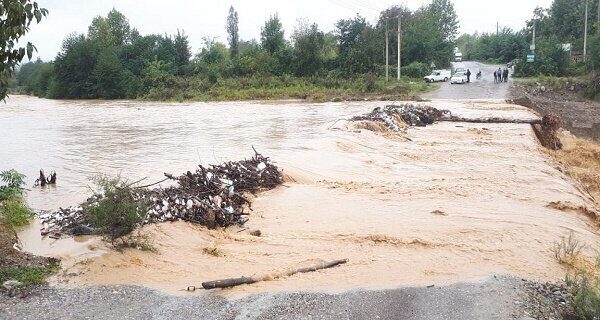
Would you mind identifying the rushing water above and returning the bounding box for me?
[4,95,600,295]
[1,95,375,210]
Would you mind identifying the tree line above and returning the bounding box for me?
[16,0,459,100]
[457,0,600,77]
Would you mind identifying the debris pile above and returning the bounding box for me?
[37,152,283,237]
[350,104,452,132]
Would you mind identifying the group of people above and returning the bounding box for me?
[493,68,509,83]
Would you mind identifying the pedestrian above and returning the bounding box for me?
[497,68,502,84]
[493,70,497,83]
[503,68,509,82]
[466,69,471,83]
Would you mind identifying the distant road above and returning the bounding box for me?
[421,61,511,100]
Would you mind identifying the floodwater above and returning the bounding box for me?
[2,95,600,295]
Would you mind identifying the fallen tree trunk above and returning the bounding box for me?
[444,116,542,124]
[201,258,349,290]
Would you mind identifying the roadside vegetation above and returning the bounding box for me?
[15,1,459,101]
[0,169,58,293]
[551,233,600,319]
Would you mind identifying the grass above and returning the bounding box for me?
[0,261,60,288]
[552,232,584,266]
[113,230,157,253]
[139,75,432,102]
[545,133,600,204]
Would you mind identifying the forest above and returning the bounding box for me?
[15,0,458,101]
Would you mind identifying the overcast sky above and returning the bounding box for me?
[24,0,553,61]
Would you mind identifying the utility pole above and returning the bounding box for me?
[584,0,589,61]
[385,19,389,82]
[496,21,499,35]
[532,20,536,53]
[397,14,401,81]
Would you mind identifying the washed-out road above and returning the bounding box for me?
[0,62,569,320]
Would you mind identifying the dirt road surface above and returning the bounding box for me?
[1,67,590,319]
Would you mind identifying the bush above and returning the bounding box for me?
[0,198,33,227]
[0,262,59,287]
[83,176,148,241]
[401,62,432,78]
[566,268,600,319]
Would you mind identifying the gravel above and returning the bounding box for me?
[0,275,568,320]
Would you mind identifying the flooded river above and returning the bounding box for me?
[2,95,600,295]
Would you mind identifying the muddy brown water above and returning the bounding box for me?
[3,95,600,295]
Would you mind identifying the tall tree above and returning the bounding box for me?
[0,0,47,100]
[427,0,459,42]
[292,21,325,76]
[173,29,191,67]
[226,6,240,58]
[261,14,285,54]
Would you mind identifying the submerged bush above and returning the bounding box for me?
[83,175,148,241]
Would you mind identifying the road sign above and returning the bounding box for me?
[527,55,535,63]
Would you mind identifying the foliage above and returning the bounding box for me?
[514,36,570,77]
[260,14,285,55]
[0,169,26,201]
[83,175,148,241]
[401,62,431,78]
[457,29,528,63]
[17,5,457,101]
[565,260,600,319]
[0,0,47,100]
[0,262,59,287]
[0,169,32,228]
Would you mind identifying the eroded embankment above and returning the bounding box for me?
[15,100,598,296]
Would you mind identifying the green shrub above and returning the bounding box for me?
[566,269,600,319]
[0,198,33,227]
[83,176,148,241]
[0,262,59,287]
[401,62,432,78]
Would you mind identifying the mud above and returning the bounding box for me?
[510,81,600,140]
[3,96,600,295]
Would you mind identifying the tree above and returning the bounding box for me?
[292,21,325,76]
[52,34,99,98]
[173,29,191,72]
[226,6,240,58]
[427,0,459,42]
[92,49,127,99]
[335,15,381,74]
[88,8,132,47]
[261,14,285,54]
[0,0,47,100]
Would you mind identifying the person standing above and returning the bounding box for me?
[466,69,471,83]
[503,68,509,82]
[497,68,502,83]
[493,70,497,83]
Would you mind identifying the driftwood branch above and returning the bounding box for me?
[201,258,349,290]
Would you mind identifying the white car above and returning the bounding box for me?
[450,72,467,84]
[423,70,451,83]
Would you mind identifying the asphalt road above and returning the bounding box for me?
[421,61,511,100]
[1,276,536,320]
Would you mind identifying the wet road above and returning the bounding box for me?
[421,61,511,100]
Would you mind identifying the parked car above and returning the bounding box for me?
[423,69,451,83]
[454,67,466,74]
[450,72,467,84]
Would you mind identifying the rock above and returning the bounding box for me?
[2,280,22,291]
[249,229,262,237]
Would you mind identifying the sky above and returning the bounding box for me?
[23,0,554,61]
